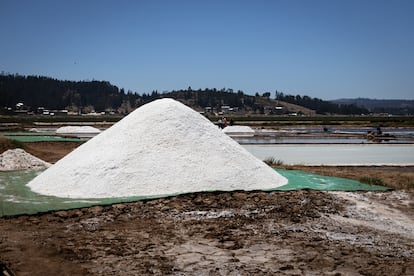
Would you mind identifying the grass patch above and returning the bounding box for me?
[398,175,414,190]
[359,176,384,186]
[263,157,284,166]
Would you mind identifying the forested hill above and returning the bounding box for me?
[1,74,368,115]
[0,74,140,114]
[332,98,414,115]
[275,92,368,115]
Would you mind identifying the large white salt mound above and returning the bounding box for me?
[0,149,51,171]
[28,99,287,198]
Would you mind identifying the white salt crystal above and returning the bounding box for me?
[56,126,101,134]
[27,99,287,198]
[0,148,51,171]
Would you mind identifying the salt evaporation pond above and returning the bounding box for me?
[244,144,414,165]
[236,137,414,144]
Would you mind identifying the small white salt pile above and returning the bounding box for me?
[28,99,287,198]
[0,149,51,171]
[223,125,255,137]
[56,126,101,138]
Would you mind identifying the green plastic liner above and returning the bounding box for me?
[0,170,162,217]
[1,132,87,143]
[274,169,391,191]
[0,169,391,217]
[1,132,56,136]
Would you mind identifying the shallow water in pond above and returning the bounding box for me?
[236,137,414,144]
[243,144,414,165]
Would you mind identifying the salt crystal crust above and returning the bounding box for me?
[28,99,287,198]
[0,148,51,171]
[56,126,101,134]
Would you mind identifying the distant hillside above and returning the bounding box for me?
[331,98,414,115]
[275,92,368,115]
[0,74,141,114]
[0,74,314,115]
[1,73,370,115]
[163,89,316,115]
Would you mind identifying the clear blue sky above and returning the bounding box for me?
[1,0,413,100]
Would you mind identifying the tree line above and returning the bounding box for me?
[275,91,368,115]
[1,73,368,115]
[0,74,142,114]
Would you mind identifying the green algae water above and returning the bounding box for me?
[0,169,391,217]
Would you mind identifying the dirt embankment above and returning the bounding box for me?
[23,141,83,163]
[1,190,413,275]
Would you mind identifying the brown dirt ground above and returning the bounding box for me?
[1,141,414,275]
[22,141,83,164]
[1,190,413,275]
[0,139,82,164]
